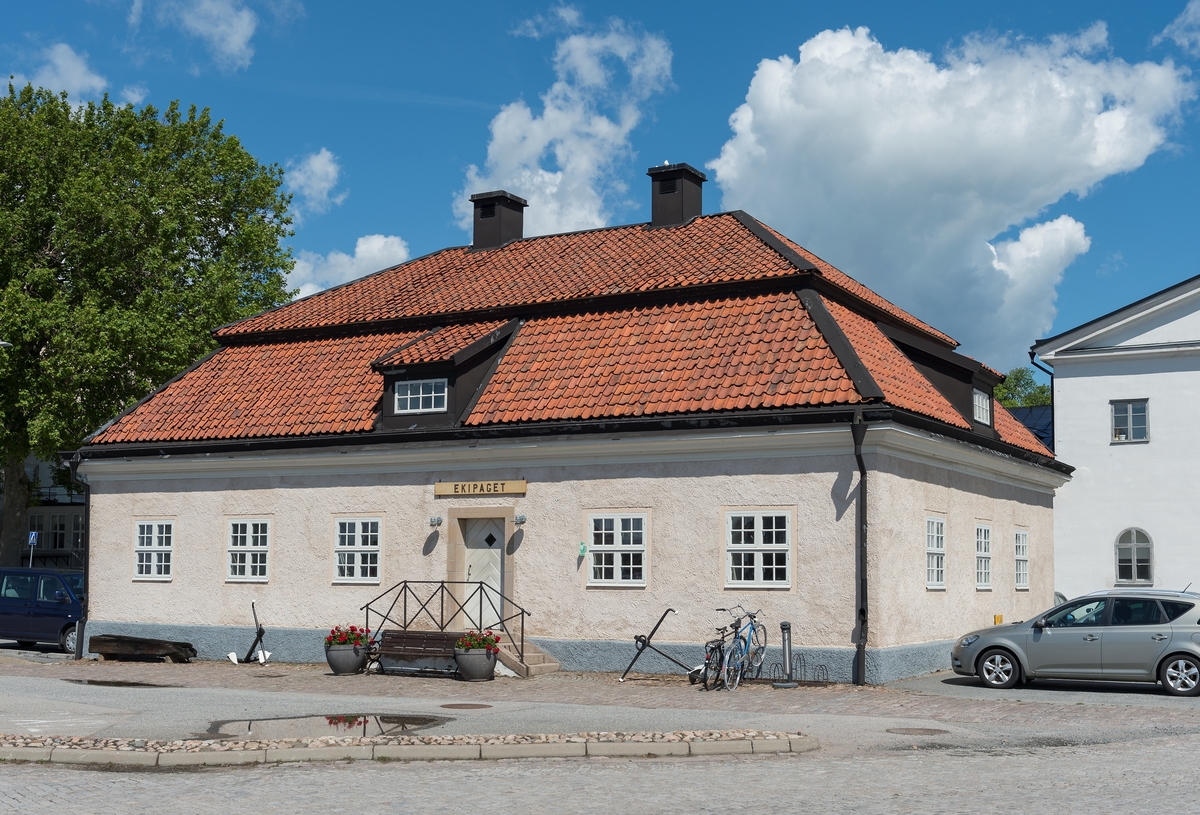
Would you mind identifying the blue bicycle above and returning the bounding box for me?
[719,605,765,690]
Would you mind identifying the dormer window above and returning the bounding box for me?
[395,378,447,414]
[972,388,992,425]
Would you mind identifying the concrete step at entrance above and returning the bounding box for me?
[496,641,560,678]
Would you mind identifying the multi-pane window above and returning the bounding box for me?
[1014,530,1029,589]
[334,519,381,582]
[926,518,945,588]
[972,388,992,425]
[49,514,67,549]
[134,521,173,579]
[394,379,448,414]
[725,512,791,588]
[71,513,84,550]
[589,514,647,586]
[228,520,270,580]
[1112,400,1148,442]
[975,525,992,588]
[1116,528,1152,583]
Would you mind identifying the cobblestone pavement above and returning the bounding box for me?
[0,734,1193,814]
[2,653,1200,812]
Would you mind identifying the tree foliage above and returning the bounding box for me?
[994,366,1052,408]
[0,84,294,563]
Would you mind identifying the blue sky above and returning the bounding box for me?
[5,1,1200,369]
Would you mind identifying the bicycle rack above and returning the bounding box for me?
[618,608,695,682]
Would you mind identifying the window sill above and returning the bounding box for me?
[926,586,946,592]
[586,583,647,589]
[1016,587,1029,591]
[1110,439,1149,445]
[133,577,173,583]
[332,580,381,586]
[976,587,992,592]
[226,578,269,584]
[724,584,793,591]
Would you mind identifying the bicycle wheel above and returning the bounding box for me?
[749,621,767,668]
[723,643,744,690]
[702,642,724,690]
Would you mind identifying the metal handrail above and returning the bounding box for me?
[360,580,530,663]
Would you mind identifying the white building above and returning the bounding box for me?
[1032,273,1200,599]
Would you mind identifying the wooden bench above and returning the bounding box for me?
[88,634,197,663]
[374,630,463,676]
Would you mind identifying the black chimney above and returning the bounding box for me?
[469,190,528,250]
[646,163,706,228]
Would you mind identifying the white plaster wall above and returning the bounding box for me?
[86,454,860,648]
[868,454,1056,648]
[1052,353,1200,598]
[83,426,1064,650]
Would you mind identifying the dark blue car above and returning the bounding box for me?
[0,568,84,652]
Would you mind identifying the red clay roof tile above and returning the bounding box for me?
[465,292,860,426]
[373,320,510,368]
[993,402,1054,457]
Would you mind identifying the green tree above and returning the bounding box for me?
[0,84,294,565]
[994,366,1052,408]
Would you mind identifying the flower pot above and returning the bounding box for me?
[325,643,369,675]
[454,647,497,681]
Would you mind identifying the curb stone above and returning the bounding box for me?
[2,733,818,767]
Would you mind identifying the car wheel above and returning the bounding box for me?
[59,626,77,655]
[977,649,1020,689]
[1160,655,1200,697]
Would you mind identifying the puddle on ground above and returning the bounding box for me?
[63,679,177,688]
[440,703,492,710]
[200,713,447,740]
[886,727,950,736]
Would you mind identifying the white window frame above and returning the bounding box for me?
[134,520,173,581]
[725,511,792,589]
[1014,530,1029,590]
[972,388,992,425]
[1115,528,1153,584]
[587,513,648,587]
[227,519,270,582]
[926,517,945,589]
[976,524,992,589]
[1111,399,1149,443]
[333,518,382,584]
[394,378,448,415]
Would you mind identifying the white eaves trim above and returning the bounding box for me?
[77,422,1066,493]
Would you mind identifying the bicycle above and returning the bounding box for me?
[719,605,766,690]
[700,624,731,690]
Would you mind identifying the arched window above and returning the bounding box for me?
[1115,529,1152,584]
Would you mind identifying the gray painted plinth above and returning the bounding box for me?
[83,620,951,683]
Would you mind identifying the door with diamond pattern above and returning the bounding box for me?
[462,518,505,630]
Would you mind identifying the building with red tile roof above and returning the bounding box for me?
[73,165,1070,683]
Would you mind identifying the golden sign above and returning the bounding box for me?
[434,480,527,497]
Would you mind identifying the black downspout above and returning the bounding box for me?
[851,415,868,686]
[1028,351,1055,453]
[67,454,89,660]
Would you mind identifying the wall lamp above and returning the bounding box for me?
[429,516,442,528]
[514,515,527,525]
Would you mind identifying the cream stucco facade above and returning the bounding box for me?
[79,421,1065,681]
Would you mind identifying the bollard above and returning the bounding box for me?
[772,621,799,689]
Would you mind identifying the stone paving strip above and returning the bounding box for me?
[0,730,817,767]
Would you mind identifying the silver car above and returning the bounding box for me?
[951,589,1200,696]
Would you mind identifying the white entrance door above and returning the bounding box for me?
[462,518,505,630]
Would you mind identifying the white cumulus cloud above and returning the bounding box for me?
[1157,0,1200,55]
[160,0,258,72]
[709,24,1193,366]
[289,235,410,299]
[456,15,672,237]
[286,148,348,223]
[120,84,148,105]
[10,44,108,100]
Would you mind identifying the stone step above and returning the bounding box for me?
[495,641,561,678]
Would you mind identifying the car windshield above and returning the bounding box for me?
[1045,598,1107,628]
[60,574,84,597]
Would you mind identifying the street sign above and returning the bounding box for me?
[27,531,38,547]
